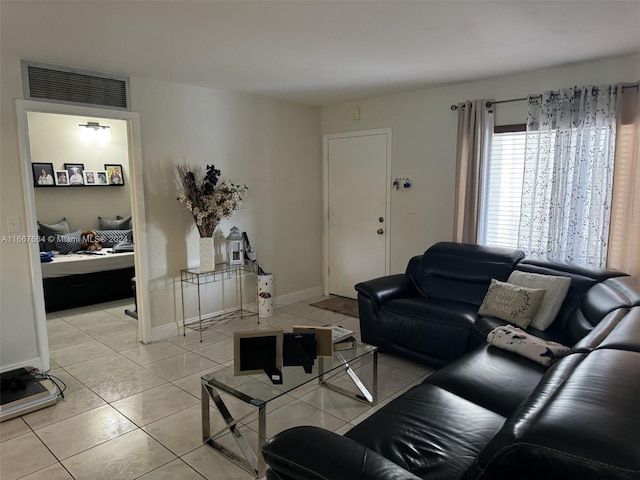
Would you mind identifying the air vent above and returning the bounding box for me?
[21,60,130,110]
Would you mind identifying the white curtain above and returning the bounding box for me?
[518,86,617,267]
[453,99,494,244]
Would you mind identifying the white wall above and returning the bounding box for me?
[28,112,131,231]
[1,57,41,370]
[129,77,323,331]
[321,53,640,274]
[1,54,322,370]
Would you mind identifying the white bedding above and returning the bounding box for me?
[41,249,135,278]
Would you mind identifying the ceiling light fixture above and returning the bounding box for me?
[78,121,110,130]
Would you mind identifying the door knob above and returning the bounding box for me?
[377,228,384,235]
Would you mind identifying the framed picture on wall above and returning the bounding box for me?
[95,170,108,185]
[64,163,85,186]
[83,171,98,185]
[54,170,69,186]
[32,162,55,187]
[105,164,124,186]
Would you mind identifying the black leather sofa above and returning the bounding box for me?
[262,242,640,480]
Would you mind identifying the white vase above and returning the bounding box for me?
[199,236,215,271]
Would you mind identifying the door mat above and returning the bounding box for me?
[309,296,359,318]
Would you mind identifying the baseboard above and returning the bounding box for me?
[0,357,44,375]
[150,285,323,342]
[150,323,180,342]
[275,285,323,306]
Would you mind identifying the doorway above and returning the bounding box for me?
[16,100,151,372]
[323,129,391,298]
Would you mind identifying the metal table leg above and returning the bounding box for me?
[318,350,378,405]
[201,380,265,478]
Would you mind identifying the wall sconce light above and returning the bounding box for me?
[78,121,110,130]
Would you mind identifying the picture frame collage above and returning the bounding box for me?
[32,162,125,187]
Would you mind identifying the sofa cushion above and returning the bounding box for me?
[513,258,627,344]
[478,279,545,328]
[413,242,525,306]
[427,344,546,417]
[345,383,506,480]
[594,307,640,353]
[508,271,571,330]
[379,298,478,361]
[470,350,640,480]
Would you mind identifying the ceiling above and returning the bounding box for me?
[2,1,639,106]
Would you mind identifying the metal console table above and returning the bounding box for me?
[180,263,256,342]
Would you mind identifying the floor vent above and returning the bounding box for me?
[21,60,130,110]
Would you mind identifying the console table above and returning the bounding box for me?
[180,263,256,342]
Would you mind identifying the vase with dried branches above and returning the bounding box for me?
[174,163,247,270]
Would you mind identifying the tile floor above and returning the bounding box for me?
[0,296,436,480]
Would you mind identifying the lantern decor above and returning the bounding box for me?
[226,226,244,266]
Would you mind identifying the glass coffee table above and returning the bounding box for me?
[201,342,378,478]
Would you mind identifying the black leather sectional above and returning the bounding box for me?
[262,242,640,480]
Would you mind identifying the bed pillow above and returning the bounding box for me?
[478,279,546,329]
[55,230,83,255]
[94,229,132,248]
[98,215,131,230]
[507,271,572,331]
[37,218,69,252]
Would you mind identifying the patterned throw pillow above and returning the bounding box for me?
[94,229,131,248]
[487,325,569,366]
[478,279,546,329]
[55,230,83,255]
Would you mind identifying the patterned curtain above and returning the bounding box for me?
[518,86,617,267]
[453,99,494,244]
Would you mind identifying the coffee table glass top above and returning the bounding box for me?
[202,342,376,406]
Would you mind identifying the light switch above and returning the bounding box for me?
[6,215,21,233]
[408,202,416,214]
[351,107,360,121]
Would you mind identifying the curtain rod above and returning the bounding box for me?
[450,82,639,111]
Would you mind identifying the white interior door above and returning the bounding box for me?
[326,131,390,298]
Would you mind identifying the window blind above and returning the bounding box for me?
[479,130,526,248]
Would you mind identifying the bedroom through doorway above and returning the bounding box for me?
[15,98,152,374]
[27,111,140,356]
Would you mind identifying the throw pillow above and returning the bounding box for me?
[55,230,83,255]
[37,218,70,252]
[487,325,569,366]
[507,271,572,331]
[98,215,131,230]
[478,279,546,328]
[94,229,132,248]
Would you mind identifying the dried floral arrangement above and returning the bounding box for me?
[174,163,247,237]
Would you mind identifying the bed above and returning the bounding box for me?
[41,249,135,312]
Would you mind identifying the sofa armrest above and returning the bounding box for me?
[262,426,421,480]
[355,274,418,306]
[355,274,419,346]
